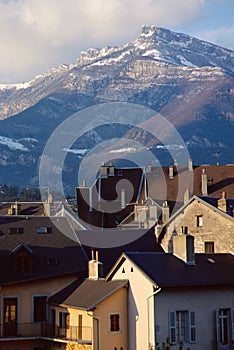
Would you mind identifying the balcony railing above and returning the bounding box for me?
[0,323,92,344]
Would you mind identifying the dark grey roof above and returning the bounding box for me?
[113,252,234,288]
[80,227,163,275]
[0,215,88,284]
[49,278,128,310]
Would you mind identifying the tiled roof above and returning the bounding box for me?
[119,252,234,288]
[49,278,128,310]
[147,164,234,212]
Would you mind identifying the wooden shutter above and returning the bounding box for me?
[189,311,196,342]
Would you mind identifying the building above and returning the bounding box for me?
[156,195,234,254]
[49,251,128,350]
[0,215,88,349]
[107,235,234,350]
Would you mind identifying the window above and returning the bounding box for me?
[46,258,58,265]
[110,313,120,333]
[16,255,30,274]
[37,227,52,234]
[59,312,70,329]
[33,296,47,322]
[181,226,188,234]
[169,311,196,344]
[204,241,214,253]
[196,215,203,227]
[216,308,234,345]
[9,227,24,234]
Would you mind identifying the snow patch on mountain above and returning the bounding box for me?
[0,136,29,151]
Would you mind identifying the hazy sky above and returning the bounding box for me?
[0,0,233,83]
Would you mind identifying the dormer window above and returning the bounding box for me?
[37,227,52,234]
[9,227,24,234]
[47,258,58,266]
[11,243,33,274]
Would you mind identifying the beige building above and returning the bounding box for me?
[156,195,234,254]
[107,235,234,350]
[49,252,128,350]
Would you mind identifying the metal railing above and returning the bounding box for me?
[0,323,92,343]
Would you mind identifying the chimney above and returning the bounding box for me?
[184,188,191,204]
[109,162,115,176]
[44,193,53,216]
[169,165,174,179]
[201,169,208,195]
[217,191,227,213]
[146,162,152,173]
[174,159,178,167]
[121,189,126,209]
[188,158,193,171]
[154,224,162,239]
[173,234,195,265]
[100,163,108,178]
[88,250,104,280]
[162,201,170,223]
[8,202,21,215]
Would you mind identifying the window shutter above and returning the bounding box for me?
[231,309,234,342]
[65,313,70,329]
[169,312,176,344]
[189,311,196,342]
[216,309,220,343]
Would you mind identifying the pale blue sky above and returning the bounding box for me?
[0,0,233,83]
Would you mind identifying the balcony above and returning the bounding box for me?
[0,323,92,344]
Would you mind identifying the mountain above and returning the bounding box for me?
[0,26,233,192]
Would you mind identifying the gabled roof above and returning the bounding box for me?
[158,194,234,240]
[10,242,33,255]
[49,278,128,310]
[107,252,234,288]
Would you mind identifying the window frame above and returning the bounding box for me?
[196,215,203,227]
[169,310,196,344]
[32,294,49,323]
[109,313,121,333]
[204,241,215,253]
[59,311,70,329]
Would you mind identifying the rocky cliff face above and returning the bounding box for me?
[0,26,233,190]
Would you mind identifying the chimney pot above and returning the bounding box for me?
[188,158,193,171]
[169,165,174,179]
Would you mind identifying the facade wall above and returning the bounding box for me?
[1,275,77,324]
[155,286,234,350]
[161,199,234,253]
[112,259,155,350]
[94,287,128,350]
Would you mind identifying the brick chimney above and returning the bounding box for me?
[201,169,208,195]
[173,234,195,265]
[217,191,227,213]
[88,250,104,280]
